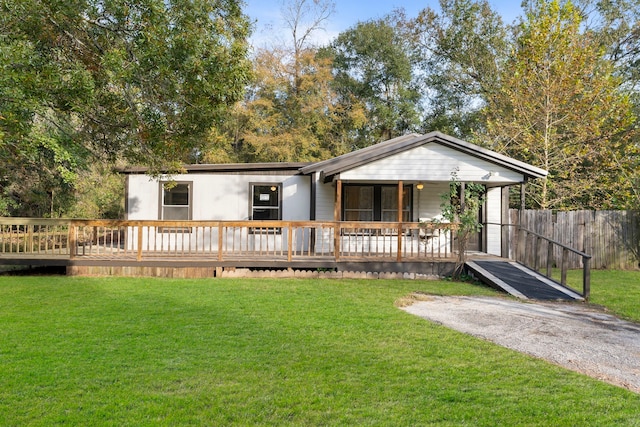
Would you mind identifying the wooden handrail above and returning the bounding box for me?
[0,218,459,265]
[518,227,592,259]
[516,226,591,301]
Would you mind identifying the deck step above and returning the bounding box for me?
[466,260,583,301]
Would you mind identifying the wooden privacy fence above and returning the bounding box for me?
[0,218,457,263]
[508,210,640,270]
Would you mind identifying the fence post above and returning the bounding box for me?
[561,248,568,286]
[334,222,340,261]
[28,224,34,254]
[397,223,403,262]
[517,228,526,264]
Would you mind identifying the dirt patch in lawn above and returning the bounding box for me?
[401,295,640,393]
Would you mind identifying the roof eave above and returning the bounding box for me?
[119,162,313,175]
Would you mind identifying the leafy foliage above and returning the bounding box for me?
[439,170,486,279]
[326,18,422,148]
[203,0,355,163]
[1,0,251,215]
[483,0,638,209]
[2,0,640,215]
[400,0,509,138]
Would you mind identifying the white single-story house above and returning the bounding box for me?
[123,132,547,262]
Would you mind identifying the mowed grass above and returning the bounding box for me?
[0,276,638,426]
[559,269,640,322]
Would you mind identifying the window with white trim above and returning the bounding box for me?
[160,182,192,221]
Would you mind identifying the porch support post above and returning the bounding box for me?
[518,180,527,262]
[397,181,403,262]
[334,179,342,261]
[520,180,526,225]
[334,179,342,221]
[501,186,510,258]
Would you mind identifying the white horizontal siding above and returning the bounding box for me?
[127,174,310,221]
[340,143,523,183]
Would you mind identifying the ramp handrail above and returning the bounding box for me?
[516,226,591,300]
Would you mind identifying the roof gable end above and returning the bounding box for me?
[301,131,547,182]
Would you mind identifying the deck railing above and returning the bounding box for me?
[0,218,458,262]
[0,218,70,256]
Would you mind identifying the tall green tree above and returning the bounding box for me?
[326,19,421,148]
[220,46,347,162]
[399,0,508,139]
[547,0,640,88]
[205,0,364,163]
[484,0,638,209]
[1,0,251,216]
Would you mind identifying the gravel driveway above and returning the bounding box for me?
[402,295,640,393]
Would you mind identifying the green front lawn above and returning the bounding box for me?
[0,276,638,426]
[559,269,640,322]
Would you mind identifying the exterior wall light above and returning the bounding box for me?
[416,183,424,190]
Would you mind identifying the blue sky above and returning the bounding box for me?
[245,0,524,47]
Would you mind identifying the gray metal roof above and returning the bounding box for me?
[299,131,548,182]
[121,132,548,181]
[121,162,312,174]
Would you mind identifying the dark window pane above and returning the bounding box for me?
[344,186,373,210]
[164,184,189,206]
[343,184,412,222]
[381,187,396,210]
[253,208,280,220]
[344,210,373,221]
[253,185,279,207]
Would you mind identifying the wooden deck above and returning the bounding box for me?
[0,218,459,277]
[0,218,592,300]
